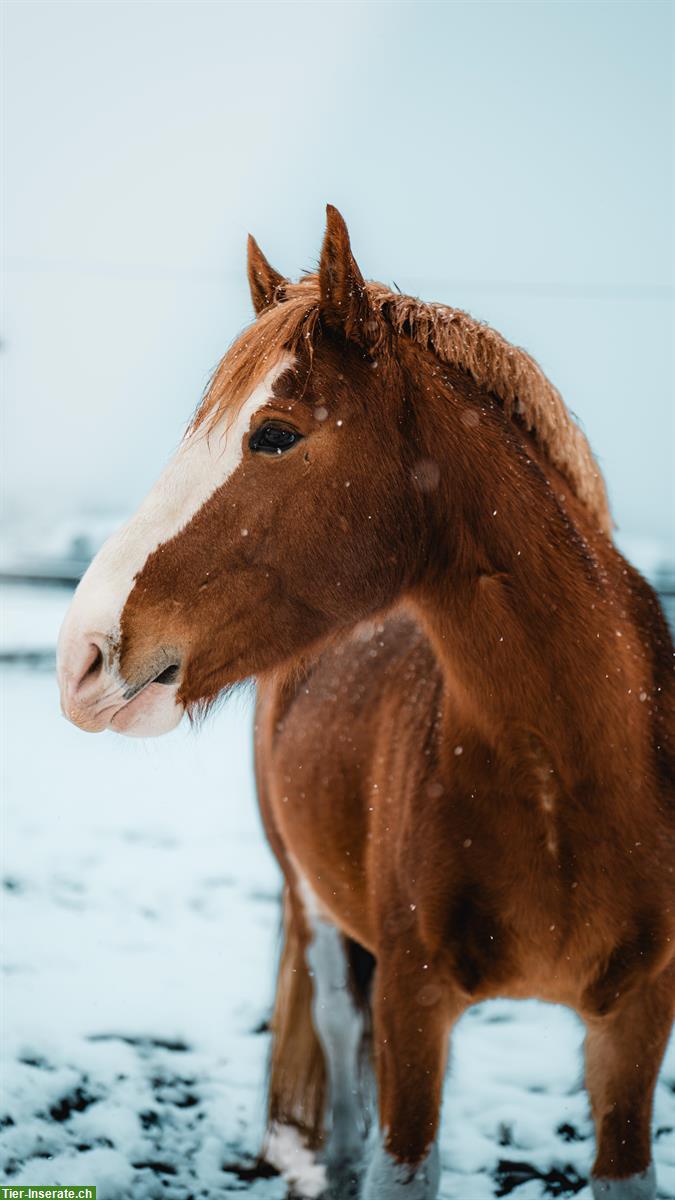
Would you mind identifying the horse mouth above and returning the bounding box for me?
[109,678,183,737]
[60,661,184,737]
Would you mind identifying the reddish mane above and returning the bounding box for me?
[195,274,612,535]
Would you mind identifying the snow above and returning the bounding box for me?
[1,585,72,658]
[1,584,674,1198]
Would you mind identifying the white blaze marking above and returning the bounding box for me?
[57,355,293,677]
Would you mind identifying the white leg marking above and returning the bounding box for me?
[264,1123,326,1198]
[591,1165,656,1200]
[363,1136,440,1200]
[306,918,366,1163]
[294,872,368,1179]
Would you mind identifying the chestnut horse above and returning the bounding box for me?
[57,207,674,1200]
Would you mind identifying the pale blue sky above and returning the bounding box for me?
[3,0,673,556]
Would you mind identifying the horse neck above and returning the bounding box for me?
[404,358,642,782]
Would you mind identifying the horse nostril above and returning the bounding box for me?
[83,645,103,681]
[73,642,105,693]
[154,663,180,686]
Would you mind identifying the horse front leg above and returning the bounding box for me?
[305,913,371,1197]
[584,968,674,1199]
[362,946,459,1200]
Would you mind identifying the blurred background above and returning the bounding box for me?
[1,3,674,1198]
[3,0,673,581]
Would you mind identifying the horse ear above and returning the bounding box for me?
[247,234,287,315]
[319,205,383,351]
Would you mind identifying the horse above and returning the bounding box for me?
[56,206,674,1200]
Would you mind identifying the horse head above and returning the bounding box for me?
[57,207,418,735]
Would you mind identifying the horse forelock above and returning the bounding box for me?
[193,275,612,535]
[192,279,321,434]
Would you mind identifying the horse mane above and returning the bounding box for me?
[195,275,612,536]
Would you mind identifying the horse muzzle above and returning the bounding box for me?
[57,626,184,738]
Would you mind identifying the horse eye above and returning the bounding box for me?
[249,424,302,455]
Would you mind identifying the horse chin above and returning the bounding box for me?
[109,682,184,738]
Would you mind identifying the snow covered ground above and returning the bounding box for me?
[1,583,674,1199]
